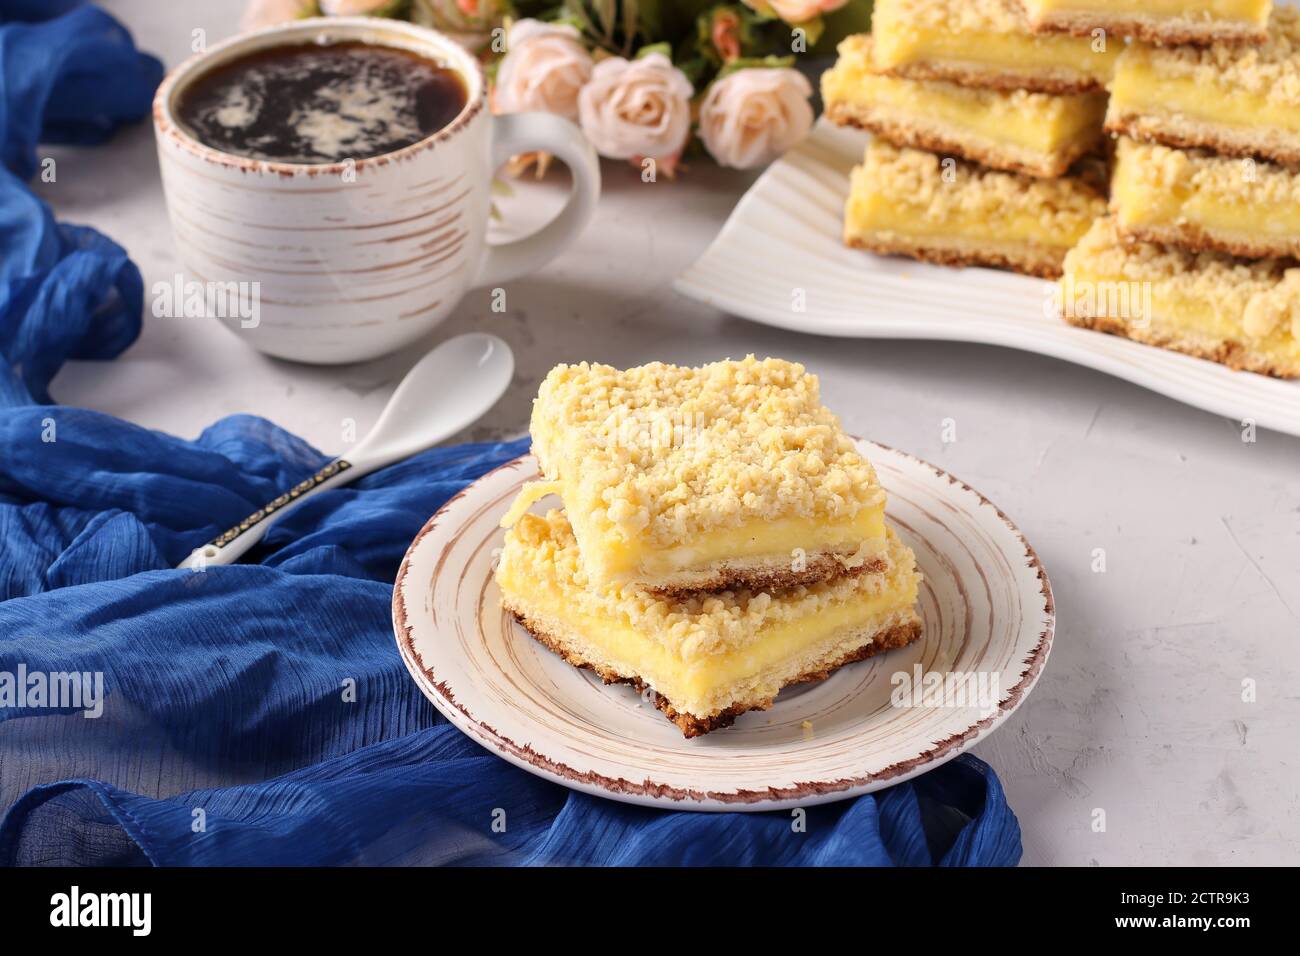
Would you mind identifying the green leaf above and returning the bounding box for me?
[373,0,410,19]
[794,15,824,49]
[714,53,795,79]
[635,40,673,59]
[622,0,640,52]
[674,54,710,87]
[563,0,597,36]
[595,0,616,38]
[637,0,666,38]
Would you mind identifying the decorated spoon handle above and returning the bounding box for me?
[177,459,353,570]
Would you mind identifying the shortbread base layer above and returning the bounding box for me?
[1106,111,1300,168]
[878,60,1102,94]
[1064,311,1300,378]
[510,608,924,737]
[646,549,885,596]
[847,231,1066,280]
[1115,219,1300,262]
[825,100,1090,178]
[1026,10,1267,46]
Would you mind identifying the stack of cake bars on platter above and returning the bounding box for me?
[821,0,1300,378]
[494,357,924,737]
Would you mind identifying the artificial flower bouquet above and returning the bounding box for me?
[241,0,872,172]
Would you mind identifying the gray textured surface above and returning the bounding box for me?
[39,0,1300,865]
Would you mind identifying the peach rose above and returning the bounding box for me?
[494,20,593,120]
[698,67,813,169]
[577,53,693,162]
[741,0,848,23]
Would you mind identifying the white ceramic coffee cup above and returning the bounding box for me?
[152,17,600,364]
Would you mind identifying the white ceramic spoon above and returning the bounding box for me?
[178,332,514,570]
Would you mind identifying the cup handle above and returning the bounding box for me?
[473,112,602,288]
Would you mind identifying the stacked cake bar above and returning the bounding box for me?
[821,0,1110,278]
[495,357,923,737]
[1063,6,1300,377]
[822,0,1300,377]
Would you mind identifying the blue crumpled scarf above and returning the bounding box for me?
[0,2,1023,866]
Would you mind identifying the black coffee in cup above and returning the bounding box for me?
[175,41,467,164]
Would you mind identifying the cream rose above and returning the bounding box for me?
[577,53,693,161]
[494,20,593,120]
[742,0,849,23]
[698,67,813,169]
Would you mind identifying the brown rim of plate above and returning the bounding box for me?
[152,16,488,180]
[391,445,1056,804]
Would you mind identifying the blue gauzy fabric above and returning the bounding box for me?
[0,407,1023,866]
[0,1,162,405]
[0,3,163,174]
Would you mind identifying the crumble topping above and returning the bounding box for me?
[1116,137,1300,206]
[873,0,1030,37]
[860,140,1106,237]
[1244,271,1300,339]
[499,509,916,660]
[1065,217,1300,340]
[529,357,884,547]
[1121,7,1300,106]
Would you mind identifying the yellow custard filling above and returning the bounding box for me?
[1024,0,1270,24]
[823,36,1106,155]
[498,558,916,709]
[1062,218,1300,364]
[1110,63,1300,135]
[1069,270,1300,360]
[507,481,886,582]
[1110,10,1300,133]
[497,512,920,716]
[1112,137,1300,238]
[873,0,1116,85]
[612,509,888,578]
[847,141,1105,248]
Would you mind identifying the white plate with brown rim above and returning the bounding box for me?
[392,441,1054,811]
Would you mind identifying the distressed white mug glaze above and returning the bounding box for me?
[152,17,600,364]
